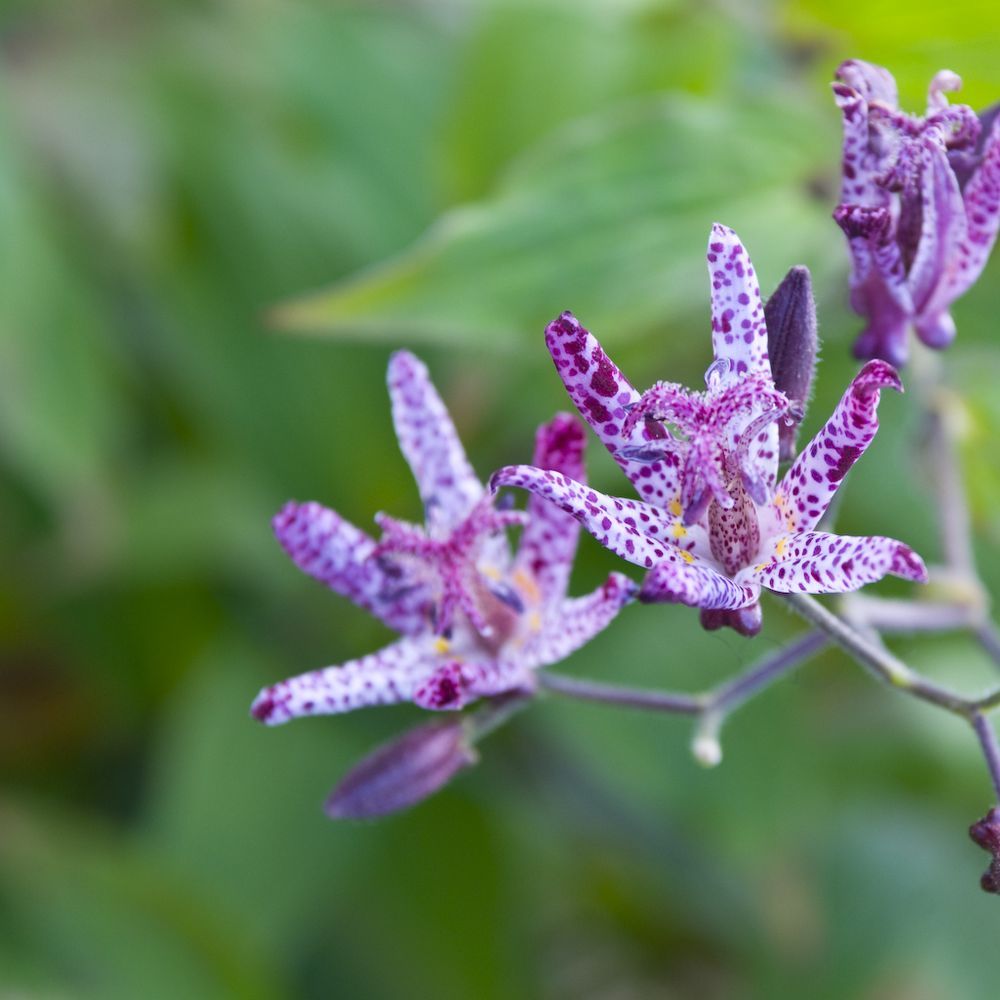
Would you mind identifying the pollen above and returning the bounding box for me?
[668,498,683,517]
[512,568,541,604]
[433,636,451,655]
[680,550,695,564]
[671,523,688,539]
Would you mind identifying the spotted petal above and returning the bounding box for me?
[413,660,533,711]
[706,223,770,382]
[513,413,586,608]
[908,136,967,342]
[273,500,430,636]
[250,638,426,725]
[520,573,637,670]
[927,116,1000,312]
[387,350,483,536]
[776,360,901,534]
[544,312,680,501]
[833,60,897,207]
[744,531,928,594]
[491,465,709,570]
[639,558,759,610]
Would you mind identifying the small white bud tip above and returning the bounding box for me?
[692,734,723,768]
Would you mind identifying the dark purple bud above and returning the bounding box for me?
[325,720,477,820]
[969,807,1000,894]
[699,604,762,637]
[764,266,818,461]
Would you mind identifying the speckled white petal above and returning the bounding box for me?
[492,464,710,570]
[744,531,928,594]
[412,659,534,711]
[706,224,771,382]
[387,350,483,536]
[251,638,427,725]
[639,558,759,610]
[273,500,430,636]
[513,413,586,608]
[520,573,637,671]
[544,312,682,502]
[776,360,901,534]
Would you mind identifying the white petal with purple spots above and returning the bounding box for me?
[706,223,771,382]
[743,531,928,593]
[775,360,901,534]
[387,350,483,537]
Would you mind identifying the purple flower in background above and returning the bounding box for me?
[492,224,927,637]
[833,60,1000,366]
[251,351,635,725]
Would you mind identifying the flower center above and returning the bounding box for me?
[707,475,761,575]
[621,369,788,519]
[373,500,528,645]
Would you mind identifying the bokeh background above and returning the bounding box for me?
[3,1,1000,996]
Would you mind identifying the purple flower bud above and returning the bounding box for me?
[699,605,763,638]
[969,807,1000,894]
[764,266,817,462]
[325,720,477,820]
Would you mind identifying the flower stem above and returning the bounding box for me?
[537,673,704,714]
[972,714,1000,804]
[540,631,827,766]
[975,622,1000,676]
[782,592,976,716]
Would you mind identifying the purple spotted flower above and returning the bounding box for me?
[491,224,928,637]
[833,60,1000,366]
[251,351,635,726]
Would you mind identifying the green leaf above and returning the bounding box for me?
[0,801,283,999]
[783,0,1000,108]
[273,94,838,350]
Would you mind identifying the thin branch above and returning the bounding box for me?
[782,592,978,717]
[540,631,828,766]
[972,714,1000,804]
[538,672,704,714]
[708,631,827,714]
[841,594,983,634]
[975,621,1000,676]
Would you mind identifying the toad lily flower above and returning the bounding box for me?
[251,351,635,725]
[833,59,1000,366]
[491,224,928,637]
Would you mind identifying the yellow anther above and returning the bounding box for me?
[680,550,695,564]
[668,499,683,517]
[671,523,688,539]
[433,637,451,655]
[512,568,541,604]
[775,537,788,558]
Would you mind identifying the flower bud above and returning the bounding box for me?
[969,807,1000,894]
[326,720,477,820]
[764,266,817,462]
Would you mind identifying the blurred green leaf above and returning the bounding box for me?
[440,0,738,200]
[0,800,283,999]
[783,0,1000,108]
[274,93,837,347]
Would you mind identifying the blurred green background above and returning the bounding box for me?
[3,1,1000,996]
